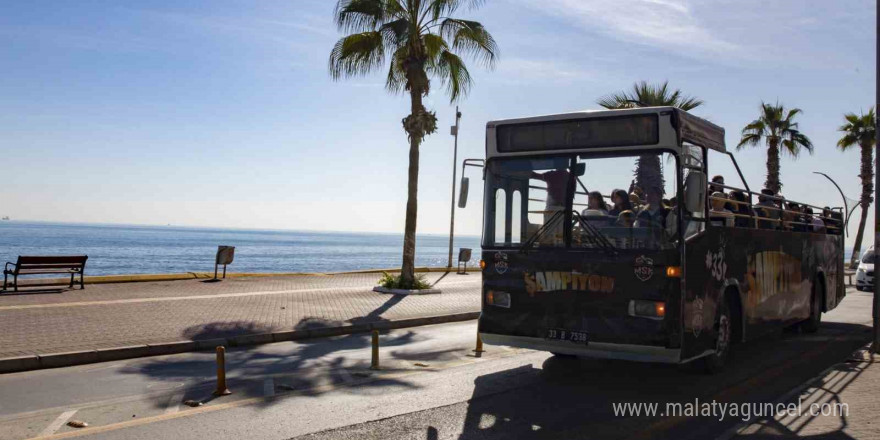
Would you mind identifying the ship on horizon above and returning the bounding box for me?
[1,216,9,221]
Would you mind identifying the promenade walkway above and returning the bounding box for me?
[0,272,481,362]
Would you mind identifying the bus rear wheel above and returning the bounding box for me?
[801,281,823,333]
[699,298,732,374]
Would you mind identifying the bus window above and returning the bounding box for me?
[494,188,507,245]
[682,143,706,239]
[484,156,570,248]
[570,153,678,250]
[511,190,522,244]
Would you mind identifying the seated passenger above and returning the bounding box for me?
[782,202,801,231]
[728,190,753,227]
[709,192,735,227]
[755,189,781,230]
[615,210,635,227]
[582,191,609,216]
[629,193,643,210]
[822,207,839,234]
[635,186,669,228]
[608,189,633,217]
[709,175,725,194]
[805,207,825,233]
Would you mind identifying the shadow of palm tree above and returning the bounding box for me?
[121,291,422,410]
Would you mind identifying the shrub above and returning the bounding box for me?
[377,272,432,290]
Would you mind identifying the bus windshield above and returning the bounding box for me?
[484,151,681,250]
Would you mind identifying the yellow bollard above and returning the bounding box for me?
[473,332,485,357]
[370,330,380,370]
[213,346,232,396]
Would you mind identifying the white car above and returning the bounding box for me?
[855,247,874,291]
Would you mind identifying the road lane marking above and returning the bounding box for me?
[263,378,275,397]
[38,410,77,437]
[164,392,185,415]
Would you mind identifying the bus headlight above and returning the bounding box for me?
[486,290,511,308]
[628,300,665,319]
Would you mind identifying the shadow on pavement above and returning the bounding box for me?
[0,287,67,295]
[121,293,423,410]
[448,321,871,440]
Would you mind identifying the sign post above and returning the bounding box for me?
[447,107,462,268]
[214,246,235,281]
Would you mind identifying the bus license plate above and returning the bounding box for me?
[546,329,589,344]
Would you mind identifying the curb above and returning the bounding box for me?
[11,266,482,288]
[0,311,480,374]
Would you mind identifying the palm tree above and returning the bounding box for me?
[329,0,497,287]
[736,102,814,194]
[837,108,877,268]
[597,81,703,195]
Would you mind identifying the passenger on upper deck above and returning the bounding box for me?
[629,193,643,211]
[583,191,609,215]
[615,210,635,227]
[608,189,633,217]
[635,186,669,228]
[709,192,735,227]
[805,207,825,233]
[756,189,781,230]
[823,207,841,235]
[709,175,725,194]
[728,190,753,228]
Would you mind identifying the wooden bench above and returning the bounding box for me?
[3,256,88,292]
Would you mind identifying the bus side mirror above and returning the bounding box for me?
[685,171,706,214]
[458,177,470,208]
[573,163,586,176]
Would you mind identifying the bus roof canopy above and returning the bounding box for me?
[486,107,725,158]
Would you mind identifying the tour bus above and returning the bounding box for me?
[459,107,845,371]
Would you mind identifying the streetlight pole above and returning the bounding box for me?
[873,0,879,354]
[447,107,462,269]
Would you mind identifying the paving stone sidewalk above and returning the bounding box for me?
[732,348,880,440]
[0,272,481,359]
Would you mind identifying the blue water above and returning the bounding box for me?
[0,221,482,275]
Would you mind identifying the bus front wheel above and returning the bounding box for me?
[699,299,732,374]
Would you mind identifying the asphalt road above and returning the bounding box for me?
[0,288,873,440]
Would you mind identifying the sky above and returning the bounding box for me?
[0,0,875,248]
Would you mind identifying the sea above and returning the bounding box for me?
[0,221,481,276]
[0,221,858,276]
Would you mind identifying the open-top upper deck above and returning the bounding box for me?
[485,107,725,159]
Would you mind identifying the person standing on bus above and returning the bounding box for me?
[532,166,569,243]
[635,186,669,228]
[608,189,633,217]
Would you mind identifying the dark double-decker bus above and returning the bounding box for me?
[460,107,845,371]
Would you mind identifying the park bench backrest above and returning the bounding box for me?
[15,256,88,270]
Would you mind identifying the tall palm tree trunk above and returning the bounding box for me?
[765,140,781,194]
[400,88,423,285]
[850,142,875,268]
[635,154,664,194]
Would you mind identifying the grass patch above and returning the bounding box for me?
[377,272,432,290]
